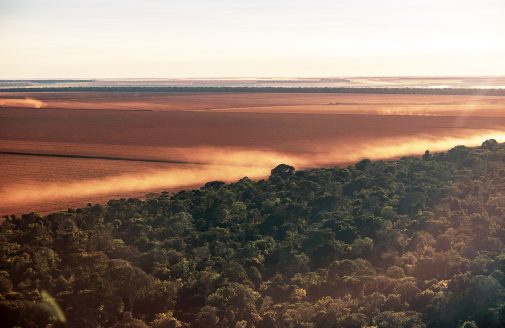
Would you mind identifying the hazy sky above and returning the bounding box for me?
[1,0,504,78]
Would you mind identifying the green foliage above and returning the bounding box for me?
[2,140,505,327]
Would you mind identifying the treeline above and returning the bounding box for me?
[2,140,505,327]
[1,86,505,96]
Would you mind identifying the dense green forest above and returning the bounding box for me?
[2,140,505,327]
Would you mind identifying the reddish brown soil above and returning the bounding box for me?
[1,92,505,215]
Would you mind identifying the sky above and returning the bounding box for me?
[0,0,504,78]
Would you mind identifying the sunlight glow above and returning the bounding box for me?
[0,0,504,78]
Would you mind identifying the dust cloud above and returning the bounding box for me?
[149,129,505,168]
[0,164,271,207]
[1,129,504,213]
[0,98,46,108]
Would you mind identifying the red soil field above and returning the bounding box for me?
[1,92,505,215]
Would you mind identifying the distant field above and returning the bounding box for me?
[1,92,505,215]
[2,91,505,114]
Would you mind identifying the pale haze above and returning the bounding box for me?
[0,0,504,78]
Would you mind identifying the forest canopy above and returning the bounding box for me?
[2,140,505,327]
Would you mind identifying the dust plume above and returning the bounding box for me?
[1,129,504,214]
[0,98,46,108]
[296,130,505,167]
[0,164,271,207]
[153,129,505,169]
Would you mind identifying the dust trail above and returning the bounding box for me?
[0,164,271,206]
[0,98,45,108]
[154,130,505,168]
[1,130,504,213]
[298,130,505,167]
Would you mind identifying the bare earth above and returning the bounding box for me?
[1,92,505,215]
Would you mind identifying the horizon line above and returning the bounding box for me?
[2,75,505,80]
